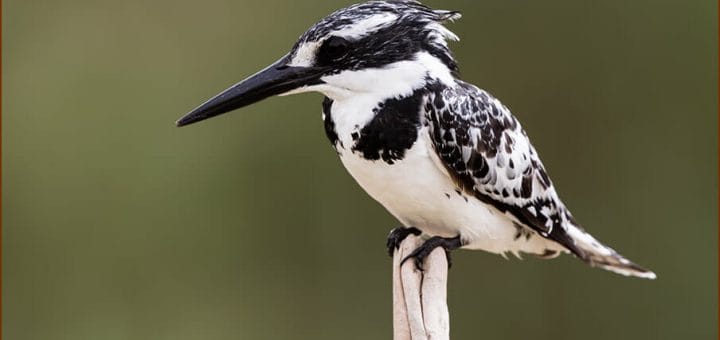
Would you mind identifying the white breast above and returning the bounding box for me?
[337,127,562,256]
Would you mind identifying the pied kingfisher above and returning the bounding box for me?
[177,0,655,279]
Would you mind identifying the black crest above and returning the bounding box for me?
[292,1,461,73]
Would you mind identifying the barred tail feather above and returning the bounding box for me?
[564,225,656,279]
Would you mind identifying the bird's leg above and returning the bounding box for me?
[386,227,422,257]
[401,235,463,271]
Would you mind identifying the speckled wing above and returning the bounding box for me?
[424,81,582,255]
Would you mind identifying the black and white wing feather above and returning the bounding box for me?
[424,81,655,278]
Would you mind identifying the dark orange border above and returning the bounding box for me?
[1,0,4,335]
[1,0,4,336]
[0,3,715,340]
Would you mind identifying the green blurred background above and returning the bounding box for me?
[3,0,717,339]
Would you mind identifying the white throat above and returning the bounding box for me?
[309,52,456,153]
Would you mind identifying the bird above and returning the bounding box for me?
[176,0,655,279]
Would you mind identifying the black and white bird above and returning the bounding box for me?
[177,0,655,279]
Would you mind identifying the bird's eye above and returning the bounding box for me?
[318,36,350,63]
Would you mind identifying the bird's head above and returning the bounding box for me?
[176,0,461,127]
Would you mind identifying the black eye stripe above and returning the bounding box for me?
[318,36,350,64]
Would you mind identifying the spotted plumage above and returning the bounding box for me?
[178,0,655,279]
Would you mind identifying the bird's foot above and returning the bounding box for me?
[386,227,422,257]
[401,235,462,271]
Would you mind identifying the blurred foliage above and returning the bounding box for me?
[3,0,717,339]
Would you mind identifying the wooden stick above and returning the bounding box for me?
[392,234,450,340]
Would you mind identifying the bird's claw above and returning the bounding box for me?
[400,235,463,271]
[386,227,422,257]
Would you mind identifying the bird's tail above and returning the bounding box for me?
[562,224,656,279]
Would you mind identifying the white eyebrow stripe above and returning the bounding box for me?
[333,13,398,39]
[289,41,321,67]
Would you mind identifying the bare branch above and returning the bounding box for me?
[392,234,450,340]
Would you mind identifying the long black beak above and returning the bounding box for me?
[176,56,327,127]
